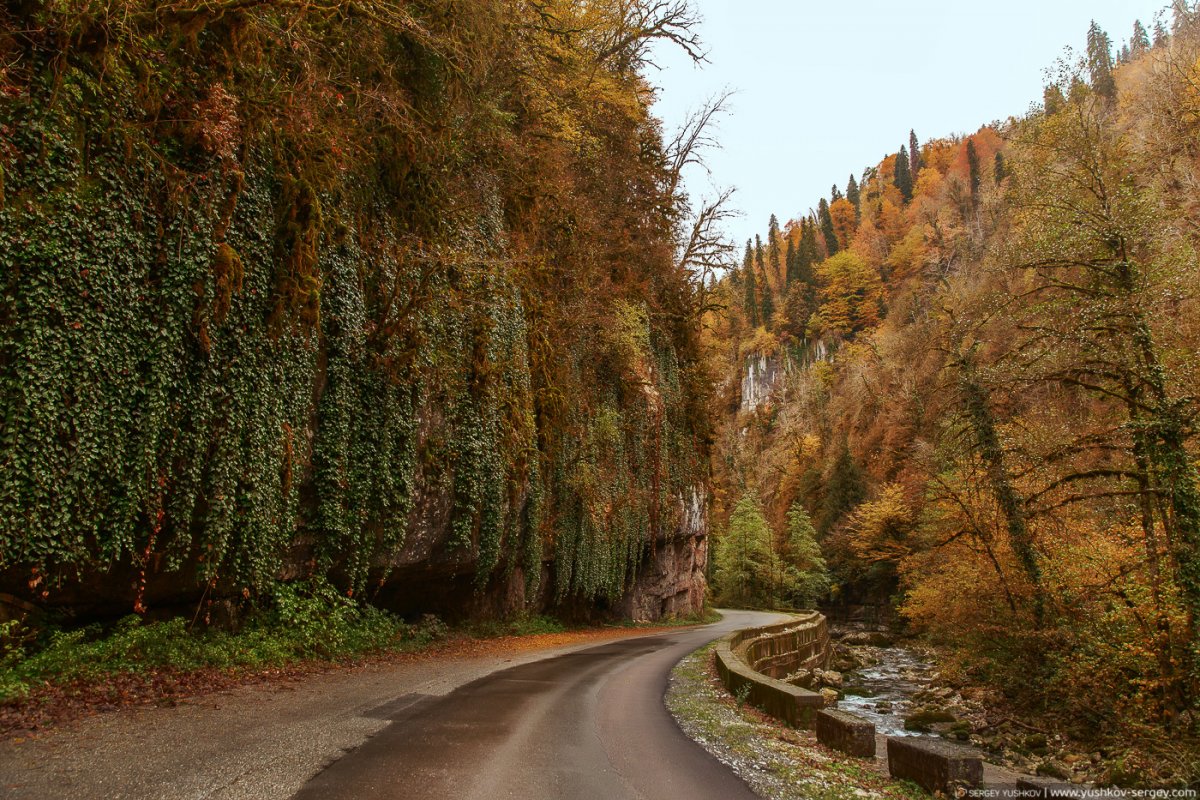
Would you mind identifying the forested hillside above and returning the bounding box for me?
[0,1,716,622]
[707,12,1200,780]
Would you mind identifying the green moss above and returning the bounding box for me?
[903,708,957,731]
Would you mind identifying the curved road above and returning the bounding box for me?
[292,609,784,800]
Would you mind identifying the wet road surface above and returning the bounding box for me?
[291,609,783,800]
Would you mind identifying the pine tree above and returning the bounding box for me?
[819,444,866,536]
[799,220,818,281]
[742,239,759,327]
[781,502,830,608]
[846,173,861,221]
[1087,21,1117,99]
[1154,18,1169,47]
[759,273,774,325]
[909,129,922,178]
[993,151,1006,186]
[785,237,797,287]
[830,184,843,202]
[755,234,773,324]
[1131,20,1150,57]
[818,198,839,256]
[767,214,781,284]
[966,139,981,207]
[894,144,913,203]
[714,493,776,606]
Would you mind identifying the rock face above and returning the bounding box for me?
[739,340,833,415]
[2,477,710,625]
[619,486,709,621]
[740,353,784,413]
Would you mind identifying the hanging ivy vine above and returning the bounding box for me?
[0,0,713,614]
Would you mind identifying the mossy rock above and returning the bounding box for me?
[904,708,957,732]
[1036,761,1071,781]
[947,720,973,741]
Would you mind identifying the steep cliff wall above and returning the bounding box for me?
[0,2,712,623]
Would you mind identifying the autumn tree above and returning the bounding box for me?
[829,197,857,251]
[811,251,884,338]
[1043,83,1066,114]
[1008,72,1200,708]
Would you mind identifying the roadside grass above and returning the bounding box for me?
[0,581,721,707]
[0,580,435,704]
[666,642,925,800]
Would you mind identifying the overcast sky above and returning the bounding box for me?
[649,1,1168,246]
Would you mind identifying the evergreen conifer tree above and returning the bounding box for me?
[759,272,774,325]
[1154,18,1169,46]
[966,139,981,206]
[714,493,776,607]
[993,151,1006,186]
[846,174,861,220]
[785,237,797,287]
[818,198,839,256]
[1087,21,1117,99]
[782,502,831,608]
[755,234,773,324]
[767,214,781,282]
[909,129,922,178]
[894,145,913,202]
[798,219,819,285]
[818,445,866,536]
[1132,20,1150,58]
[743,239,759,327]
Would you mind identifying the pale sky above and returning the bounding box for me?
[649,0,1168,246]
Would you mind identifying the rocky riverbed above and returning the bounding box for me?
[808,625,1116,787]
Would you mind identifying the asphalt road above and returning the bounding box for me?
[291,609,784,800]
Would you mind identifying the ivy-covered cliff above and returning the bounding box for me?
[0,0,713,622]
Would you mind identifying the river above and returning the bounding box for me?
[836,643,938,738]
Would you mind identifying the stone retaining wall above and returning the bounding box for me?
[715,613,831,728]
